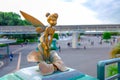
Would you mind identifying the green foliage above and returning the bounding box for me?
[107,42,120,77]
[110,32,119,36]
[2,34,38,44]
[78,34,80,41]
[102,32,111,40]
[53,33,59,40]
[0,44,7,47]
[106,64,118,77]
[80,33,85,35]
[16,39,24,44]
[16,38,37,44]
[66,32,71,36]
[115,42,120,48]
[110,42,120,58]
[0,11,31,26]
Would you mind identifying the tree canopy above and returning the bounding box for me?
[0,11,31,26]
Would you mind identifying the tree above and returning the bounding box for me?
[102,32,111,41]
[0,11,31,26]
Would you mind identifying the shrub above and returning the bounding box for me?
[106,64,118,78]
[109,42,120,58]
[0,44,7,47]
[53,33,59,40]
[102,32,111,41]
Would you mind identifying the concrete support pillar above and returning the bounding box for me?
[72,32,78,48]
[6,44,10,57]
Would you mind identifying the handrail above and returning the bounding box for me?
[97,58,120,80]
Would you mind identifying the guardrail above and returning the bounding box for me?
[97,58,120,80]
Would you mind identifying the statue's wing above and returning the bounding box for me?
[20,11,45,33]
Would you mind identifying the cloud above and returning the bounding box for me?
[61,0,87,3]
[84,0,120,24]
[0,0,102,25]
[60,0,73,2]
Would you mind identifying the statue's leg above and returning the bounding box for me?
[40,42,50,61]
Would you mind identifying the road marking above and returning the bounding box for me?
[16,52,21,70]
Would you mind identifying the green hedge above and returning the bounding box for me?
[0,44,7,47]
[16,38,38,44]
[16,39,24,44]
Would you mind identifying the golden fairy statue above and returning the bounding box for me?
[20,11,68,75]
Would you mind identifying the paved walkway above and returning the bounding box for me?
[58,36,117,49]
[0,36,118,77]
[0,44,32,68]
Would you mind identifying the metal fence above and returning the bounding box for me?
[97,58,120,80]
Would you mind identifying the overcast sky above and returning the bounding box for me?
[0,0,120,25]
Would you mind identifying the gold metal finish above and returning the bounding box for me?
[20,11,68,75]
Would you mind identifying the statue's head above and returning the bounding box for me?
[46,13,58,26]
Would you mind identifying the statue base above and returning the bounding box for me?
[0,66,97,80]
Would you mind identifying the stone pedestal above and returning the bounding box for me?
[0,66,97,80]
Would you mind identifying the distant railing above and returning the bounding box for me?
[97,58,120,80]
